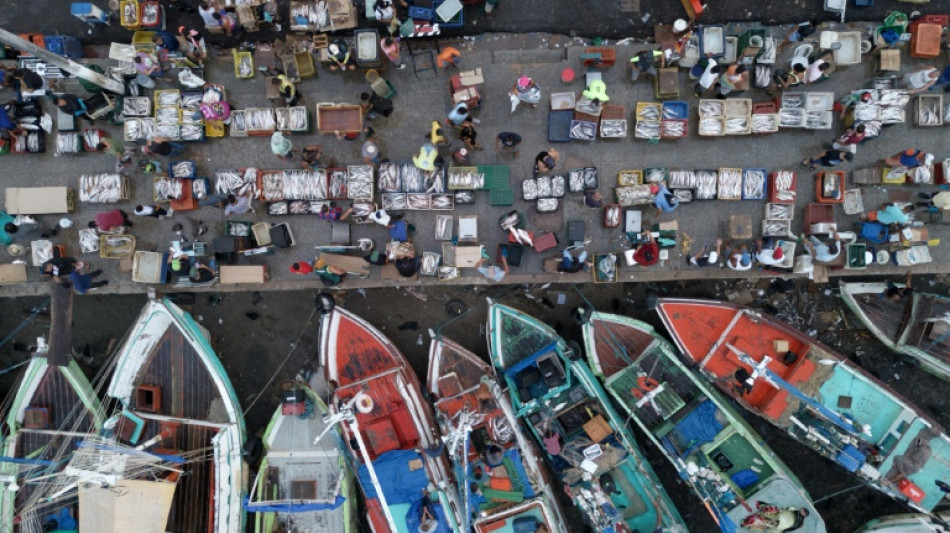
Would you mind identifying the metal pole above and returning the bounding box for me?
[0,28,124,94]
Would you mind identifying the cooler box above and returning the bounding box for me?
[835,444,865,473]
[899,478,925,504]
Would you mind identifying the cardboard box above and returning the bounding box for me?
[408,458,423,471]
[774,340,789,353]
[6,187,73,215]
[458,68,484,86]
[0,264,27,284]
[220,265,268,284]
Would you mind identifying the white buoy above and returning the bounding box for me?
[673,19,688,34]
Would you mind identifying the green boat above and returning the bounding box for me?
[853,512,950,532]
[582,311,826,533]
[486,301,687,533]
[245,378,357,533]
[839,281,950,382]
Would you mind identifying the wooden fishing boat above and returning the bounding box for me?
[106,297,246,533]
[656,298,950,514]
[582,311,825,532]
[427,335,567,533]
[246,377,357,533]
[320,306,462,533]
[839,281,950,382]
[486,301,687,533]
[853,512,950,532]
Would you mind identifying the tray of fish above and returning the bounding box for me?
[778,108,805,128]
[286,201,308,215]
[378,163,401,192]
[181,92,202,110]
[698,117,725,136]
[569,120,597,141]
[56,133,82,154]
[79,126,102,151]
[123,118,155,141]
[568,169,586,192]
[235,51,254,78]
[752,113,779,133]
[522,178,538,201]
[860,120,882,138]
[781,93,805,110]
[879,90,910,107]
[853,103,880,122]
[636,102,661,121]
[79,173,124,204]
[754,65,772,89]
[718,168,742,200]
[79,228,99,254]
[202,84,225,104]
[348,179,373,200]
[766,203,793,220]
[382,193,408,210]
[282,169,324,200]
[881,105,906,124]
[348,164,373,183]
[455,190,475,204]
[141,2,159,24]
[431,194,454,210]
[725,116,751,135]
[644,168,667,184]
[420,252,441,276]
[668,170,696,189]
[268,201,289,215]
[402,164,425,192]
[771,170,796,203]
[156,91,180,107]
[447,167,484,190]
[261,171,285,202]
[724,98,751,117]
[635,120,661,139]
[673,189,694,203]
[180,110,203,125]
[228,222,250,236]
[171,161,196,178]
[600,119,627,138]
[245,107,277,132]
[551,175,566,198]
[192,178,208,200]
[180,124,203,141]
[307,201,330,214]
[155,124,180,140]
[696,170,718,200]
[535,176,552,198]
[407,193,431,210]
[915,94,943,126]
[16,131,44,153]
[615,185,653,206]
[618,170,642,186]
[804,110,833,129]
[661,120,688,138]
[439,266,460,280]
[537,198,559,213]
[230,110,247,137]
[423,168,446,194]
[762,219,791,237]
[122,97,151,117]
[328,170,348,199]
[583,167,598,189]
[604,204,621,227]
[276,106,309,131]
[742,168,767,200]
[352,201,374,218]
[156,106,180,125]
[699,100,724,118]
[215,168,260,198]
[154,176,184,202]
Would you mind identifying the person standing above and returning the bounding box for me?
[143,137,185,157]
[436,46,461,69]
[693,58,720,97]
[558,247,588,273]
[90,209,132,232]
[458,119,482,151]
[97,139,133,170]
[716,64,748,97]
[495,132,522,156]
[902,66,939,94]
[534,149,559,173]
[134,204,168,218]
[361,127,380,165]
[652,183,679,213]
[918,190,950,210]
[172,217,208,243]
[476,257,509,283]
[54,94,93,124]
[271,131,293,160]
[831,124,865,152]
[359,92,392,120]
[380,36,406,69]
[198,1,220,28]
[224,192,254,215]
[272,75,299,106]
[447,103,472,126]
[328,42,357,71]
[629,49,664,82]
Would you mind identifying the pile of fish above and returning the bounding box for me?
[752,114,778,133]
[742,169,767,199]
[228,222,250,236]
[696,170,718,200]
[778,109,805,128]
[435,216,452,240]
[644,168,667,183]
[698,117,724,136]
[215,168,260,198]
[122,97,150,117]
[157,91,180,107]
[911,165,933,185]
[570,120,596,141]
[673,189,693,203]
[455,191,475,204]
[448,168,484,189]
[15,131,44,153]
[525,175,568,200]
[918,98,942,125]
[290,200,329,215]
[382,193,408,210]
[636,103,661,121]
[600,119,627,138]
[122,2,138,25]
[407,193,430,210]
[192,179,208,200]
[568,169,586,192]
[431,194,454,210]
[420,252,440,276]
[754,65,772,89]
[618,170,641,186]
[157,106,179,125]
[155,124,180,140]
[154,177,184,201]
[181,125,203,141]
[615,185,653,206]
[268,201,289,215]
[604,205,620,226]
[763,219,791,237]
[725,117,750,135]
[422,168,445,194]
[880,106,905,124]
[141,3,159,24]
[172,161,195,178]
[203,85,224,104]
[181,92,202,110]
[283,169,326,200]
[766,203,793,220]
[230,110,247,136]
[537,176,553,198]
[261,171,286,201]
[662,103,686,120]
[583,167,598,189]
[522,178,538,200]
[290,1,329,30]
[347,165,374,199]
[124,118,156,142]
[717,168,742,200]
[352,201,373,218]
[236,53,254,78]
[79,174,124,204]
[78,228,99,254]
[537,198,559,212]
[245,108,277,132]
[635,120,660,139]
[275,106,308,131]
[853,103,880,121]
[56,133,82,154]
[661,120,687,138]
[781,93,805,109]
[805,110,832,129]
[378,163,400,191]
[699,100,724,117]
[879,89,910,107]
[328,170,348,199]
[772,170,796,202]
[668,171,696,189]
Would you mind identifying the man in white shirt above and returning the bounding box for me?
[805,54,833,84]
[694,58,721,96]
[903,66,939,93]
[370,209,391,226]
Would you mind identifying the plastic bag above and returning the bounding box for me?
[178,68,206,89]
[509,92,519,113]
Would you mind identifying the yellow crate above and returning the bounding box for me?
[205,120,225,138]
[132,30,156,50]
[119,0,141,29]
[635,101,661,121]
[234,50,255,79]
[617,170,643,186]
[882,167,907,184]
[99,235,136,259]
[153,89,180,110]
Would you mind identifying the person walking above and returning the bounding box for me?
[918,191,950,210]
[143,137,185,157]
[458,119,482,151]
[359,92,393,120]
[68,269,108,294]
[693,58,720,97]
[831,124,866,152]
[380,36,406,69]
[54,94,93,124]
[97,138,133,171]
[133,204,168,218]
[801,149,852,171]
[436,46,461,69]
[361,127,380,165]
[271,131,293,160]
[652,183,679,213]
[884,148,931,169]
[902,66,939,94]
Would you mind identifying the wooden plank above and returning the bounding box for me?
[46,283,73,367]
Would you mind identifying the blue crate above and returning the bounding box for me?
[548,110,572,143]
[408,6,433,21]
[433,0,463,28]
[170,160,196,178]
[741,168,768,200]
[44,36,83,59]
[661,100,688,120]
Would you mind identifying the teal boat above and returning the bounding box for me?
[486,301,687,533]
[853,512,950,532]
[582,311,825,533]
[245,377,357,533]
[839,281,950,382]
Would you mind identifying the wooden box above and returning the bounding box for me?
[582,415,612,443]
[0,264,27,284]
[220,265,269,284]
[774,340,789,352]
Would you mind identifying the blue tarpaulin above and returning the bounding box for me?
[674,400,723,456]
[245,494,345,513]
[357,449,428,504]
[405,497,452,533]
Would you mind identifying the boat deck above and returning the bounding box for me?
[585,316,654,380]
[848,287,909,343]
[335,370,423,460]
[474,502,548,533]
[21,363,98,437]
[322,308,406,388]
[903,294,950,360]
[428,337,490,399]
[489,304,560,369]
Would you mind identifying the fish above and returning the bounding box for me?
[421,252,440,275]
[781,94,804,109]
[570,120,596,140]
[262,171,285,201]
[79,173,123,204]
[79,229,99,253]
[699,101,723,117]
[270,202,290,215]
[155,177,184,201]
[605,205,620,226]
[378,163,401,192]
[329,171,348,199]
[122,97,150,117]
[779,109,804,128]
[763,220,790,236]
[537,176,552,198]
[661,120,686,137]
[600,119,627,138]
[157,92,180,107]
[228,222,249,236]
[454,191,474,204]
[767,204,792,220]
[637,104,660,120]
[569,169,585,192]
[618,171,641,186]
[696,170,718,200]
[181,93,202,110]
[742,169,766,199]
[192,179,208,200]
[238,55,253,77]
[699,117,723,136]
[537,198,559,212]
[754,65,771,88]
[407,193,430,210]
[181,124,203,141]
[717,169,742,200]
[56,132,81,154]
[522,178,538,200]
[551,175,565,197]
[172,161,195,178]
[725,117,749,134]
[155,124,180,140]
[645,168,666,183]
[673,189,693,203]
[230,110,246,133]
[382,193,407,210]
[668,171,696,189]
[615,185,654,206]
[431,194,453,210]
[635,120,660,139]
[584,167,598,189]
[752,114,777,132]
[880,106,905,124]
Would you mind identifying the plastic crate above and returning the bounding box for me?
[752,102,777,114]
[635,102,662,121]
[741,169,768,200]
[408,5,433,20]
[661,101,688,120]
[44,36,83,59]
[170,160,196,178]
[433,0,463,27]
[490,188,514,206]
[234,50,254,79]
[548,110,572,142]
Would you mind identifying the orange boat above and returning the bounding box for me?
[656,298,950,513]
[320,307,463,533]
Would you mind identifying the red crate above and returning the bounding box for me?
[753,102,777,114]
[768,171,797,204]
[533,232,559,252]
[921,14,949,26]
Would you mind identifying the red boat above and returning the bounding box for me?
[320,307,463,533]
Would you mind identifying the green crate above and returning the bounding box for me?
[490,188,514,206]
[490,166,510,189]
